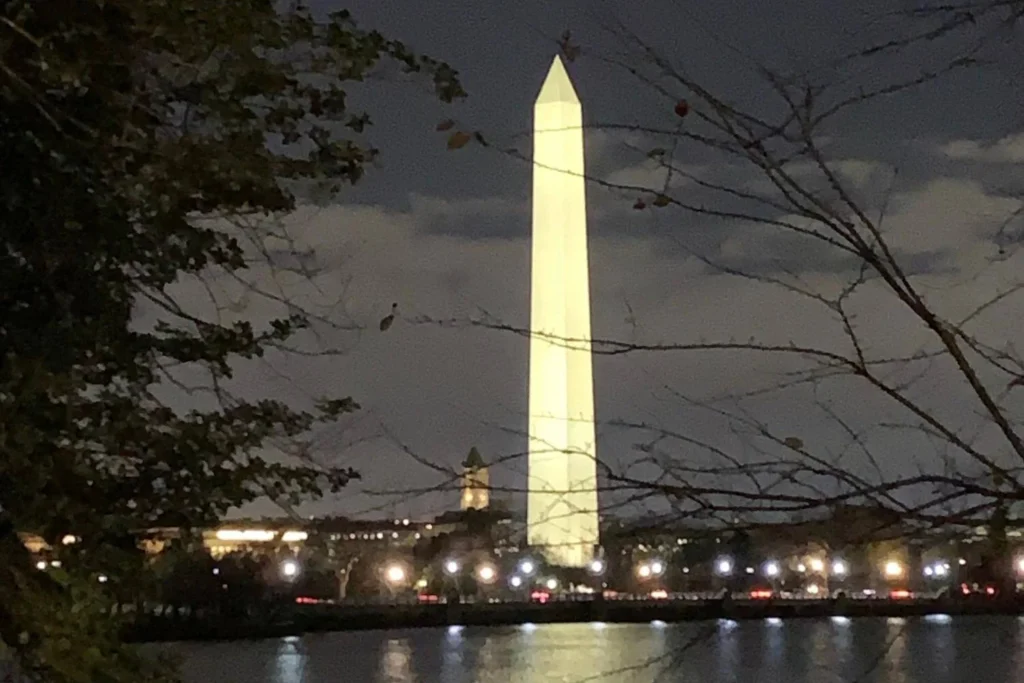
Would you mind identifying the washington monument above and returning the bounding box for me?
[526,56,600,568]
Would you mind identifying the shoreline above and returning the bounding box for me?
[127,596,1024,643]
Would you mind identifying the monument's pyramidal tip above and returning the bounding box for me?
[535,54,580,105]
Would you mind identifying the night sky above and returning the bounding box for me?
[191,2,1024,520]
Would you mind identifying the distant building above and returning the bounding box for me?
[460,447,490,511]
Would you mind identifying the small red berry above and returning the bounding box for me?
[674,99,690,118]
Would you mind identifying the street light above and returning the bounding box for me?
[385,563,406,586]
[589,559,605,575]
[637,563,652,579]
[444,559,460,576]
[650,560,665,576]
[832,560,848,576]
[809,558,825,573]
[764,561,780,577]
[716,558,733,576]
[509,575,524,588]
[519,559,536,576]
[280,559,301,580]
[477,563,497,584]
[545,577,558,591]
[884,560,903,578]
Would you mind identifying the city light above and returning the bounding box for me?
[809,558,825,573]
[650,560,665,576]
[797,563,807,573]
[637,564,652,579]
[61,534,78,545]
[281,530,308,543]
[280,559,301,580]
[384,564,406,585]
[1016,557,1024,574]
[589,559,605,575]
[545,578,558,591]
[519,559,536,576]
[216,529,276,542]
[477,563,497,584]
[884,560,904,578]
[716,558,733,576]
[806,583,820,595]
[98,575,108,584]
[764,561,780,577]
[959,558,967,566]
[444,559,460,576]
[35,561,46,570]
[510,575,523,588]
[832,560,848,576]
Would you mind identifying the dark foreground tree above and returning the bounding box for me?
[0,1,461,680]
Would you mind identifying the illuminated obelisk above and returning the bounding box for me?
[526,56,599,568]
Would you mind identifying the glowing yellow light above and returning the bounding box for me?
[884,560,903,578]
[638,564,652,579]
[215,529,276,542]
[385,564,406,585]
[477,563,497,584]
[526,56,599,568]
[806,584,820,595]
[61,534,78,545]
[809,558,824,572]
[281,530,308,543]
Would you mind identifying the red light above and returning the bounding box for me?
[750,590,773,599]
[889,590,910,599]
[530,591,550,603]
[961,584,971,595]
[650,590,669,599]
[986,586,996,595]
[417,594,439,603]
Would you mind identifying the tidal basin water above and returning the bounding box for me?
[169,616,1024,682]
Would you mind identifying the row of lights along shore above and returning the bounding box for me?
[33,539,1007,587]
[363,556,966,588]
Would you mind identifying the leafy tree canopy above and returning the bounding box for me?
[0,1,462,679]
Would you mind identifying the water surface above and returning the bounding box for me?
[168,616,1024,682]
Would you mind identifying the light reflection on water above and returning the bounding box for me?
[166,616,1024,683]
